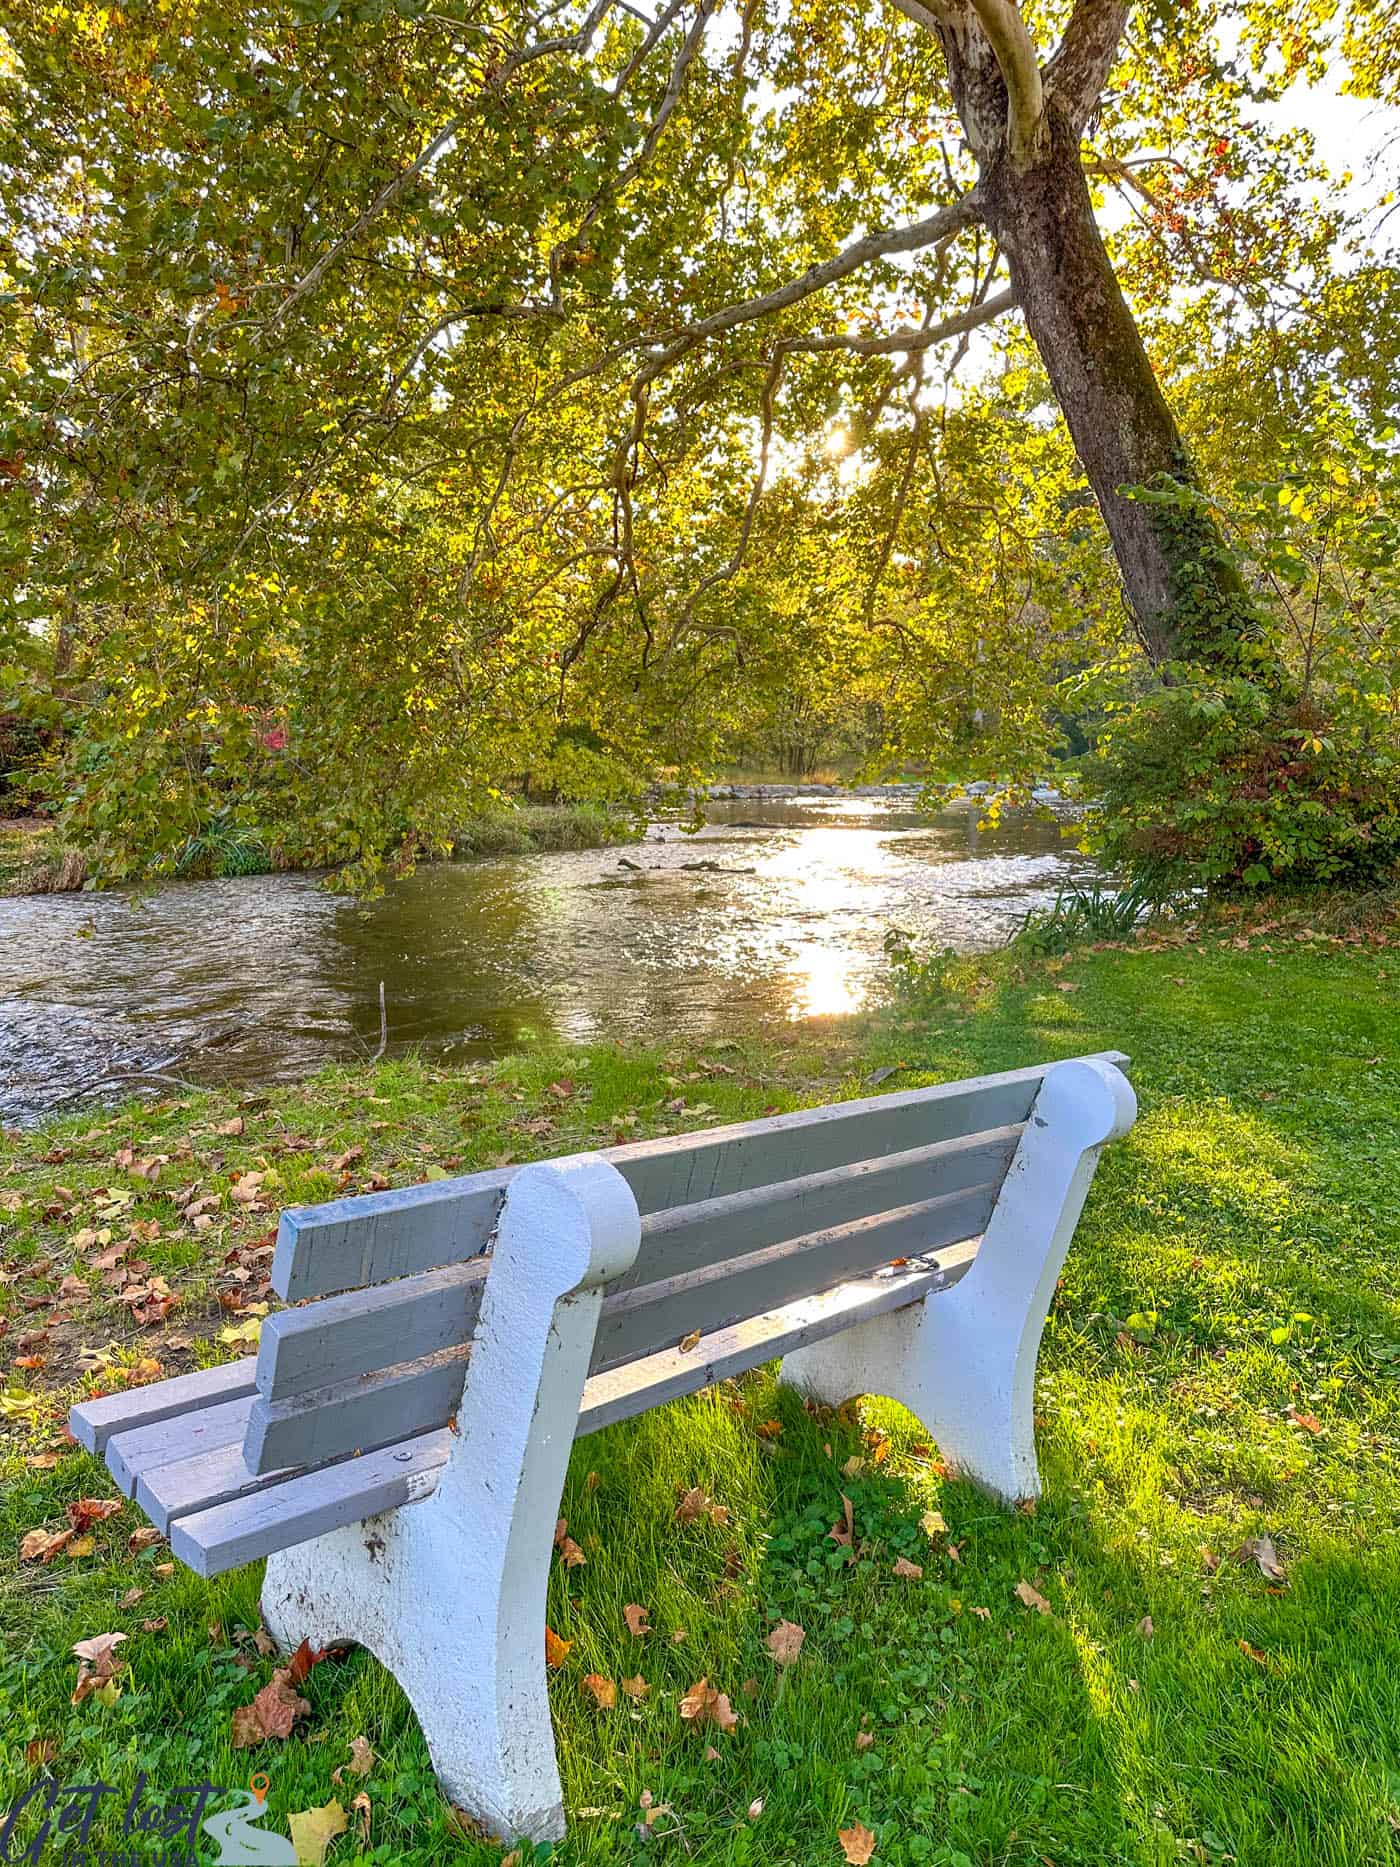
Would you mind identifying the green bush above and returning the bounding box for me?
[1075,423,1400,897]
[1086,674,1400,895]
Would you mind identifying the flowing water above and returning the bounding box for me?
[0,795,1102,1124]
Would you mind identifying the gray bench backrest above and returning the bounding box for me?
[243,1055,1125,1474]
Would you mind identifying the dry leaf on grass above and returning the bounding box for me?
[621,1675,649,1701]
[838,1819,877,1863]
[351,1793,371,1846]
[128,1527,162,1553]
[918,1510,947,1538]
[675,1486,728,1526]
[544,1627,572,1668]
[333,1735,374,1783]
[67,1497,122,1531]
[71,1632,126,1705]
[854,1731,875,1752]
[1233,1534,1285,1582]
[679,1677,738,1732]
[828,1494,855,1551]
[1013,1580,1052,1615]
[21,1527,73,1564]
[624,1603,652,1636]
[1136,1615,1155,1640]
[582,1673,617,1709]
[287,1799,346,1866]
[231,1670,312,1747]
[766,1620,805,1667]
[557,1536,587,1569]
[892,1557,923,1579]
[969,1606,991,1621]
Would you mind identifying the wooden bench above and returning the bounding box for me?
[71,1053,1134,1844]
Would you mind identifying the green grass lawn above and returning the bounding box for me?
[2,928,1398,1866]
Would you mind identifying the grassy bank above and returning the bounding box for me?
[2,929,1398,1865]
[0,804,642,896]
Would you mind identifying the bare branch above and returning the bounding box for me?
[1043,0,1132,132]
[642,189,983,373]
[967,0,1044,163]
[779,285,1016,355]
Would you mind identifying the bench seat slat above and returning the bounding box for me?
[136,1418,302,1534]
[168,1255,978,1577]
[273,1056,1126,1300]
[169,1430,454,1578]
[70,1360,257,1455]
[105,1396,264,1497]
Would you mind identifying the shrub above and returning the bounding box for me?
[1075,426,1400,897]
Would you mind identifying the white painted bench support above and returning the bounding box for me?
[259,1154,641,1845]
[780,1058,1136,1502]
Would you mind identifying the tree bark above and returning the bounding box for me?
[932,6,1259,672]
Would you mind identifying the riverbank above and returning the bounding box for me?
[0,803,643,897]
[3,930,1397,1862]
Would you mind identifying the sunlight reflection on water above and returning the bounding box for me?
[0,796,1101,1120]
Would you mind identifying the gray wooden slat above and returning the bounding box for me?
[172,1247,982,1577]
[169,1430,454,1578]
[589,1183,997,1376]
[273,1055,1127,1300]
[105,1396,256,1497]
[254,1129,1017,1405]
[577,1240,979,1435]
[257,1260,487,1402]
[243,1346,470,1476]
[272,1169,509,1302]
[135,1410,304,1534]
[69,1361,256,1455]
[246,1186,991,1473]
[614,1126,1018,1294]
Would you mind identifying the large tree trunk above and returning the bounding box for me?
[971,110,1257,667]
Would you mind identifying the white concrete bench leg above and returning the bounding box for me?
[260,1154,641,1845]
[780,1058,1136,1503]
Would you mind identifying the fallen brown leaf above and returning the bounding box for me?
[558,1535,587,1568]
[828,1494,855,1551]
[621,1674,649,1700]
[892,1557,923,1579]
[1013,1580,1052,1615]
[230,1669,311,1747]
[582,1673,617,1709]
[678,1677,738,1732]
[838,1819,877,1863]
[544,1626,572,1668]
[1232,1534,1285,1582]
[854,1730,875,1752]
[623,1603,652,1637]
[766,1620,805,1667]
[20,1527,73,1564]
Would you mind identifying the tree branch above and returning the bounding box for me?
[270,0,620,330]
[778,284,1016,354]
[1043,0,1132,132]
[967,0,1044,164]
[641,189,983,374]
